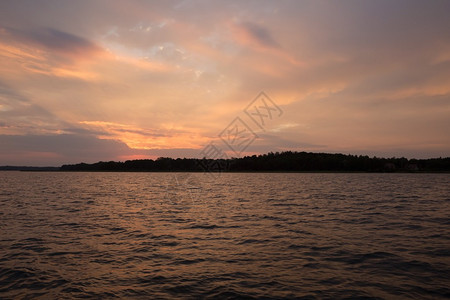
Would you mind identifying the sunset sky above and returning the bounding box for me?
[1,0,449,166]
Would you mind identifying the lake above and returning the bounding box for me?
[0,172,449,299]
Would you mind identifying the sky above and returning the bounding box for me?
[0,0,449,166]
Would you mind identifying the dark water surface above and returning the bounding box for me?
[0,172,449,299]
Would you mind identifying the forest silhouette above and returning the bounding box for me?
[59,151,450,172]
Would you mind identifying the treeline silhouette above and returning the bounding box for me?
[60,151,450,172]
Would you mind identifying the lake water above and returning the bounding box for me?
[0,172,449,299]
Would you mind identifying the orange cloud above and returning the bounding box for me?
[79,121,210,150]
[0,27,112,81]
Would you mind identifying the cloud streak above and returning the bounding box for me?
[233,22,279,49]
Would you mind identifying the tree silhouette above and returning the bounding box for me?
[59,151,450,172]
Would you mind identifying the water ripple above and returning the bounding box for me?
[0,172,449,299]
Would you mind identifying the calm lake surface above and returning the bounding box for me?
[0,172,449,299]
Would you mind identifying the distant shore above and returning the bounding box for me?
[2,151,449,173]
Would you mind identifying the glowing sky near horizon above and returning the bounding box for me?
[0,0,449,165]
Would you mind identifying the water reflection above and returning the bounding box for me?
[0,172,449,298]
